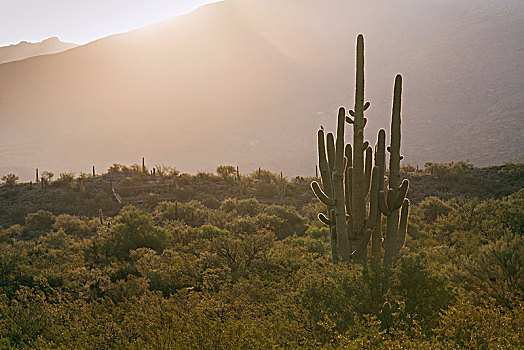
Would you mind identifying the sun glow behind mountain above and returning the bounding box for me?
[0,0,223,46]
[0,0,523,182]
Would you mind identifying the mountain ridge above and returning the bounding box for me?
[0,0,522,181]
[0,36,77,65]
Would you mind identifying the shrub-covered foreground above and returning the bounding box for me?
[0,169,523,348]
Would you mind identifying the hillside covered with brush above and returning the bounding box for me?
[0,162,522,348]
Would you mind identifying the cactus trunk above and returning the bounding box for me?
[382,75,410,265]
[334,108,351,261]
[372,129,386,260]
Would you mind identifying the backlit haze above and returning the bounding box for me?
[0,0,523,182]
[0,0,222,46]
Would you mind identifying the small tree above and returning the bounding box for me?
[1,174,19,186]
[25,210,56,233]
[41,171,54,184]
[216,165,236,179]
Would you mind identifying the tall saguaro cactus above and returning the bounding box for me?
[379,75,410,265]
[311,34,409,265]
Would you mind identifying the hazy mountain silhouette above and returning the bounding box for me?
[0,37,77,65]
[0,0,522,180]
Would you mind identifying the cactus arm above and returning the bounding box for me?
[317,128,334,203]
[364,146,373,196]
[384,75,405,265]
[335,108,346,172]
[327,133,335,175]
[397,199,409,252]
[375,130,386,194]
[388,75,403,190]
[394,179,409,209]
[345,167,353,217]
[314,127,338,261]
[318,213,332,226]
[345,144,353,168]
[344,144,353,218]
[317,129,330,185]
[372,129,386,260]
[311,181,335,206]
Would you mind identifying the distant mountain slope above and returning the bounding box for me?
[0,37,77,64]
[0,0,522,180]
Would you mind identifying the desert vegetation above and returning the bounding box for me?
[0,161,522,348]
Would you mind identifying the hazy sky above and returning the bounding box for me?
[0,0,222,46]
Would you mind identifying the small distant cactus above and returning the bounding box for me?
[311,35,409,265]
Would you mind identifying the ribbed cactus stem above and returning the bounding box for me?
[313,128,338,263]
[398,199,410,252]
[389,75,402,190]
[352,165,379,260]
[364,146,373,197]
[372,129,386,260]
[351,34,367,242]
[384,74,407,265]
[327,133,335,175]
[344,144,353,231]
[333,108,351,261]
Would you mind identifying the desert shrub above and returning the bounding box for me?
[40,171,54,184]
[25,210,56,234]
[154,164,179,177]
[130,248,200,295]
[435,299,524,348]
[416,196,453,223]
[53,214,90,237]
[220,198,260,216]
[262,205,306,238]
[201,196,220,209]
[199,225,228,240]
[1,174,18,187]
[216,165,237,179]
[210,231,274,277]
[226,216,259,235]
[153,201,208,226]
[94,206,167,260]
[424,161,473,182]
[249,168,277,183]
[451,232,524,308]
[391,253,454,332]
[255,181,278,198]
[305,226,329,239]
[52,172,75,187]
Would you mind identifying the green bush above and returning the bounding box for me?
[25,210,56,233]
[53,214,90,237]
